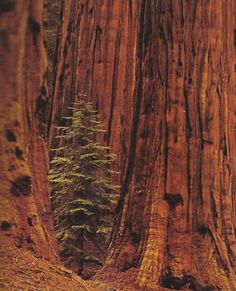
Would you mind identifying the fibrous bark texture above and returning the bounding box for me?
[0,2,91,290]
[49,0,124,164]
[0,0,57,262]
[50,0,236,290]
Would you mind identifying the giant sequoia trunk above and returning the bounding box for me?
[0,2,90,290]
[50,0,236,290]
[0,0,58,261]
[49,0,125,166]
[109,1,236,290]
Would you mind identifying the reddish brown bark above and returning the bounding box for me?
[0,2,90,290]
[0,0,58,261]
[49,1,125,166]
[50,0,236,289]
[108,1,236,289]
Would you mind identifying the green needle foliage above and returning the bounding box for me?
[48,97,119,275]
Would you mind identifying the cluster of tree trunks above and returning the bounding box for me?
[1,0,236,290]
[50,0,236,290]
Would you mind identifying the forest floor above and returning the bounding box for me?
[87,267,144,291]
[0,244,89,290]
[0,243,168,291]
[0,247,142,291]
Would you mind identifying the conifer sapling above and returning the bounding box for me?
[48,97,119,275]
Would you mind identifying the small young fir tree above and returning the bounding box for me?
[48,97,119,275]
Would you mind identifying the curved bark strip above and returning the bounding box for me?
[50,0,236,289]
[0,0,58,262]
